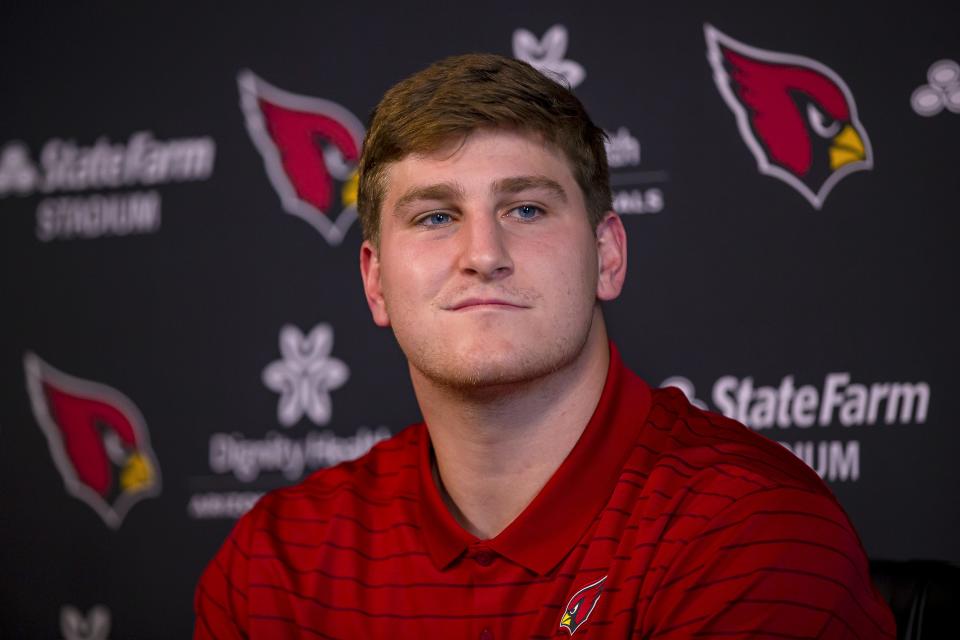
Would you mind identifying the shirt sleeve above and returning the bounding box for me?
[641,485,896,639]
[193,507,258,640]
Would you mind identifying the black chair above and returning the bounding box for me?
[870,559,960,639]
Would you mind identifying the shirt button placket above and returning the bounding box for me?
[471,545,496,640]
[475,550,494,567]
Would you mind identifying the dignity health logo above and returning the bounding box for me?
[512,24,667,216]
[192,322,390,519]
[261,323,349,428]
[512,24,586,88]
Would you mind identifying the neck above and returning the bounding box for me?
[411,310,611,539]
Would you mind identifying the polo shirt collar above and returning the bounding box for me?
[417,343,652,575]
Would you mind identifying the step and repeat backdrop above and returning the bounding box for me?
[1,3,957,637]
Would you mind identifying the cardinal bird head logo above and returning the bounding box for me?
[238,70,366,245]
[24,353,161,529]
[559,575,606,635]
[705,24,873,209]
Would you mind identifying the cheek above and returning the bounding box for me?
[380,249,445,310]
[552,239,599,301]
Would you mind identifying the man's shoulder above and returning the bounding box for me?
[642,384,832,497]
[632,386,896,637]
[246,423,423,524]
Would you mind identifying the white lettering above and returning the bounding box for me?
[35,191,161,241]
[612,187,663,215]
[711,373,929,430]
[780,440,860,482]
[776,376,795,427]
[23,131,215,195]
[187,492,264,519]
[604,127,641,168]
[840,383,868,426]
[886,382,930,424]
[792,385,818,427]
[748,385,777,429]
[208,427,392,482]
[712,376,738,420]
[819,372,849,426]
[829,440,860,481]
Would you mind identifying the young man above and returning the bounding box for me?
[195,54,895,638]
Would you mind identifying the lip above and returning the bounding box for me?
[447,298,529,311]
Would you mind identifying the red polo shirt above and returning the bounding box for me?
[195,345,895,638]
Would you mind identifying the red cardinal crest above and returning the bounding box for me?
[24,353,161,529]
[238,70,366,245]
[705,24,873,209]
[560,576,606,635]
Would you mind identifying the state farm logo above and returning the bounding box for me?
[189,322,390,520]
[0,132,215,241]
[24,353,161,528]
[511,26,668,216]
[705,24,873,209]
[238,70,365,246]
[0,142,39,195]
[663,371,930,482]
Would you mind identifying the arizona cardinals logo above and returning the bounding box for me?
[24,353,161,528]
[238,70,365,245]
[705,24,873,209]
[560,576,606,635]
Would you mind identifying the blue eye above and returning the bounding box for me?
[512,205,543,221]
[420,212,452,226]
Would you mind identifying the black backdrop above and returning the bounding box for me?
[2,2,957,637]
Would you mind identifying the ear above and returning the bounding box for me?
[360,240,391,327]
[595,211,627,301]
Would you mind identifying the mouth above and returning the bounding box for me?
[447,298,529,311]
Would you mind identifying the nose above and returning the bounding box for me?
[457,211,514,280]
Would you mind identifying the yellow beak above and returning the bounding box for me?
[560,612,572,627]
[829,124,866,170]
[120,452,154,492]
[341,169,359,207]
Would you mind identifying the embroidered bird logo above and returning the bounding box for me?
[560,576,606,635]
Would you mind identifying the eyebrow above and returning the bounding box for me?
[392,174,569,216]
[394,182,467,214]
[491,175,568,203]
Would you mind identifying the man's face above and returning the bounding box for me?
[360,128,623,390]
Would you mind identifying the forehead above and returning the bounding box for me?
[381,129,581,206]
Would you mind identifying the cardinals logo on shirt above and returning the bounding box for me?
[560,576,606,635]
[238,70,365,245]
[705,24,873,209]
[24,353,161,529]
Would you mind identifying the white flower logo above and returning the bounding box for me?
[262,323,349,427]
[512,24,586,88]
[61,604,110,640]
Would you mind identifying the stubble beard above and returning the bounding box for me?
[400,309,597,399]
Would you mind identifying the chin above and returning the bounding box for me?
[408,331,590,392]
